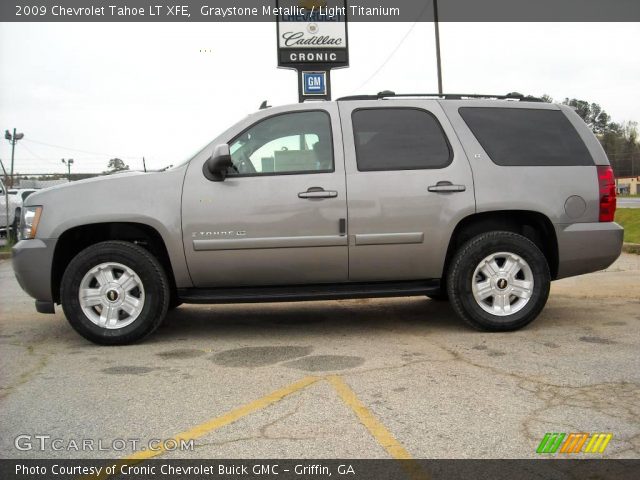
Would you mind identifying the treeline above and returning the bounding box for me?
[543,95,640,178]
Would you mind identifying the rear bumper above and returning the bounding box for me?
[555,222,624,279]
[12,238,57,303]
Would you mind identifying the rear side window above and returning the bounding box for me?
[459,107,593,166]
[352,108,451,171]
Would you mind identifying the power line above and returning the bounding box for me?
[350,3,430,94]
[23,138,138,159]
[18,143,65,167]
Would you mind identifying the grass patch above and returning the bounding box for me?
[616,208,640,244]
[0,239,14,253]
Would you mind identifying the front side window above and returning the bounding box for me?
[228,111,333,176]
[352,108,452,171]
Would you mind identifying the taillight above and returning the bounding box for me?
[597,165,616,222]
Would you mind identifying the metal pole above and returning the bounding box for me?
[142,157,147,172]
[433,0,443,96]
[0,160,9,237]
[0,157,7,186]
[9,128,16,188]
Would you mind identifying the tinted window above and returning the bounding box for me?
[459,107,593,166]
[229,111,333,176]
[22,191,35,201]
[352,108,451,171]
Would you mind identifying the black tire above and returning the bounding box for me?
[61,241,170,345]
[446,231,550,331]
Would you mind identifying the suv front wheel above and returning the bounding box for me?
[61,241,170,345]
[447,231,550,331]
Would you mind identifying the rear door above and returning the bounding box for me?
[181,105,348,287]
[338,100,476,281]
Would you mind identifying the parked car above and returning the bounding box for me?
[12,93,623,344]
[0,188,38,239]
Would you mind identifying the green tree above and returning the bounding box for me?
[529,94,639,177]
[561,98,619,135]
[105,158,129,173]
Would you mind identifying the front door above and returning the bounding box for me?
[338,100,476,281]
[182,105,348,287]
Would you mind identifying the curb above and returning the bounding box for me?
[623,243,640,255]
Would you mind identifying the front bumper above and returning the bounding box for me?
[555,222,624,279]
[12,238,57,303]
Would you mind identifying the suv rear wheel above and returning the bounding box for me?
[447,231,550,331]
[61,241,169,345]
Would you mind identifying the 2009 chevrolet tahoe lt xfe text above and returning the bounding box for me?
[12,94,624,344]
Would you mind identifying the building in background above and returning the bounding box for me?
[616,176,640,195]
[17,178,69,189]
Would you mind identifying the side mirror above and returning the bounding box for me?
[203,144,233,182]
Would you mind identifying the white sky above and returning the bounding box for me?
[1,22,639,174]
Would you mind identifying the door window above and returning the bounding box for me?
[228,111,333,176]
[352,108,452,171]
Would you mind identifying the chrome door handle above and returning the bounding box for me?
[298,187,338,199]
[428,181,466,193]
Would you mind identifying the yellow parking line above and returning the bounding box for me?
[86,374,426,480]
[127,375,320,461]
[326,375,429,480]
[82,376,320,480]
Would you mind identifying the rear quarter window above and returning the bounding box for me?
[459,107,593,166]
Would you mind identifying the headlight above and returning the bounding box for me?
[20,206,43,240]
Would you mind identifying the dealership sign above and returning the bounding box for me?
[276,0,348,101]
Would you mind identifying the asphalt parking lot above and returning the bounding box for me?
[0,254,639,461]
[618,197,640,208]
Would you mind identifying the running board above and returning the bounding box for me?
[177,279,441,304]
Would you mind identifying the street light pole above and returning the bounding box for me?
[4,128,25,188]
[0,160,9,236]
[433,0,443,96]
[61,158,74,181]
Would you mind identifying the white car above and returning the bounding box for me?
[0,188,38,237]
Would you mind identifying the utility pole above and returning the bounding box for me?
[0,159,9,237]
[0,157,7,186]
[61,158,74,181]
[4,128,24,187]
[142,157,147,172]
[433,0,443,96]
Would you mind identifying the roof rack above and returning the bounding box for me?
[337,91,544,102]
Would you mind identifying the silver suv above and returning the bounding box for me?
[12,94,623,344]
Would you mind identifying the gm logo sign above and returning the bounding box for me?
[302,71,327,96]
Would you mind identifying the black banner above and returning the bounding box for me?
[2,0,640,22]
[278,50,348,65]
[2,459,640,480]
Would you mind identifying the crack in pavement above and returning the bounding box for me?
[191,392,339,450]
[0,340,52,400]
[339,339,640,456]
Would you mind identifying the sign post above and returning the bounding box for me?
[276,0,348,102]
